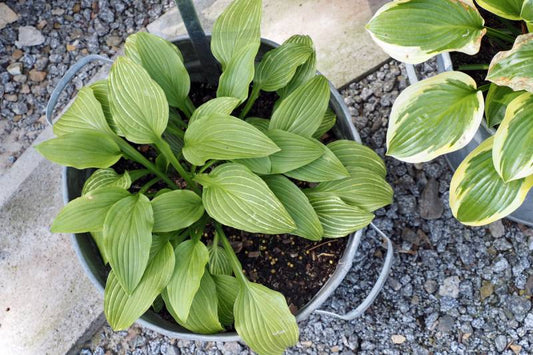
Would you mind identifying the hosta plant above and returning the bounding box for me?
[38,0,392,353]
[367,0,533,226]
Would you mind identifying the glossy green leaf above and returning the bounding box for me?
[487,33,533,93]
[212,274,238,326]
[82,168,131,195]
[245,117,270,132]
[195,163,296,234]
[53,86,113,136]
[90,80,122,135]
[104,194,154,294]
[366,0,486,64]
[387,71,484,163]
[208,242,233,276]
[51,187,130,233]
[263,175,323,241]
[254,42,312,92]
[151,190,204,232]
[313,108,336,139]
[109,56,169,144]
[450,136,533,225]
[189,97,241,124]
[183,113,280,165]
[217,43,259,103]
[269,75,330,137]
[211,0,261,69]
[91,231,109,264]
[163,271,224,334]
[235,282,299,355]
[166,240,209,322]
[493,93,533,181]
[307,194,374,238]
[284,143,349,182]
[104,242,174,330]
[35,131,122,169]
[277,35,317,99]
[522,0,533,21]
[328,140,387,177]
[476,0,524,20]
[485,84,525,127]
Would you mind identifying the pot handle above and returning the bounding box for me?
[314,223,394,321]
[405,52,453,85]
[46,54,113,126]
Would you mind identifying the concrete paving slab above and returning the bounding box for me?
[147,0,389,87]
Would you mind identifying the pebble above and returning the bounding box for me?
[495,335,507,352]
[493,256,509,273]
[15,26,45,47]
[28,70,47,82]
[391,335,406,344]
[424,279,437,294]
[506,296,531,320]
[419,178,443,219]
[7,62,23,75]
[439,276,460,298]
[480,281,494,300]
[488,221,505,238]
[0,3,19,30]
[437,315,454,333]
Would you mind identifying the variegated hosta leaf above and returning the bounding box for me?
[151,190,204,232]
[217,43,259,103]
[195,163,296,234]
[263,175,323,241]
[387,71,484,163]
[284,143,349,182]
[104,242,174,330]
[183,113,280,166]
[307,194,374,238]
[476,0,524,20]
[313,108,336,139]
[189,97,241,124]
[450,136,533,225]
[109,56,169,144]
[485,84,525,127]
[277,35,317,99]
[522,0,533,21]
[234,282,299,355]
[208,242,233,276]
[487,34,533,93]
[328,140,387,178]
[269,75,330,137]
[211,0,261,70]
[82,168,131,195]
[53,86,113,136]
[366,0,486,64]
[90,80,122,135]
[104,194,154,294]
[493,93,533,181]
[254,42,313,92]
[212,274,238,326]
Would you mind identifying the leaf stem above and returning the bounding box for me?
[484,27,516,43]
[458,64,489,71]
[216,222,248,286]
[478,83,491,92]
[139,177,160,194]
[128,169,150,182]
[239,85,261,119]
[198,159,217,174]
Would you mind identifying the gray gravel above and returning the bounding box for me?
[0,0,173,175]
[81,60,533,354]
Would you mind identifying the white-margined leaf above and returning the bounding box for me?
[90,79,122,135]
[104,194,154,294]
[82,168,131,195]
[313,108,336,139]
[366,0,486,64]
[104,242,174,330]
[109,56,169,144]
[212,274,238,326]
[328,140,387,177]
[208,242,233,276]
[487,34,533,93]
[151,190,204,232]
[284,143,349,182]
[386,71,484,163]
[450,136,533,225]
[485,84,525,127]
[189,97,241,124]
[183,113,280,165]
[217,43,259,103]
[195,163,296,234]
[476,0,524,20]
[277,35,317,99]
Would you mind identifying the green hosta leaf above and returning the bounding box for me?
[51,187,130,233]
[163,127,184,157]
[235,282,299,355]
[152,296,164,313]
[195,163,296,234]
[212,274,238,326]
[166,240,209,322]
[130,32,190,111]
[278,35,317,99]
[183,113,280,165]
[236,156,272,175]
[35,131,122,169]
[189,97,241,124]
[450,136,533,225]
[104,242,174,330]
[328,140,387,178]
[387,71,484,163]
[269,75,330,137]
[313,108,336,139]
[211,0,261,69]
[124,34,142,64]
[82,168,131,195]
[109,56,169,144]
[263,175,323,241]
[208,242,233,276]
[366,0,485,64]
[306,167,393,212]
[284,144,349,182]
[53,86,113,136]
[90,80,122,135]
[149,234,171,262]
[104,194,154,294]
[245,117,270,132]
[91,232,108,264]
[485,84,525,127]
[307,194,374,238]
[151,190,204,232]
[217,43,259,103]
[522,0,533,21]
[487,34,533,93]
[255,42,312,92]
[476,0,524,20]
[163,271,224,334]
[493,93,533,181]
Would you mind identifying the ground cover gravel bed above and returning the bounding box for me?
[81,60,533,354]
